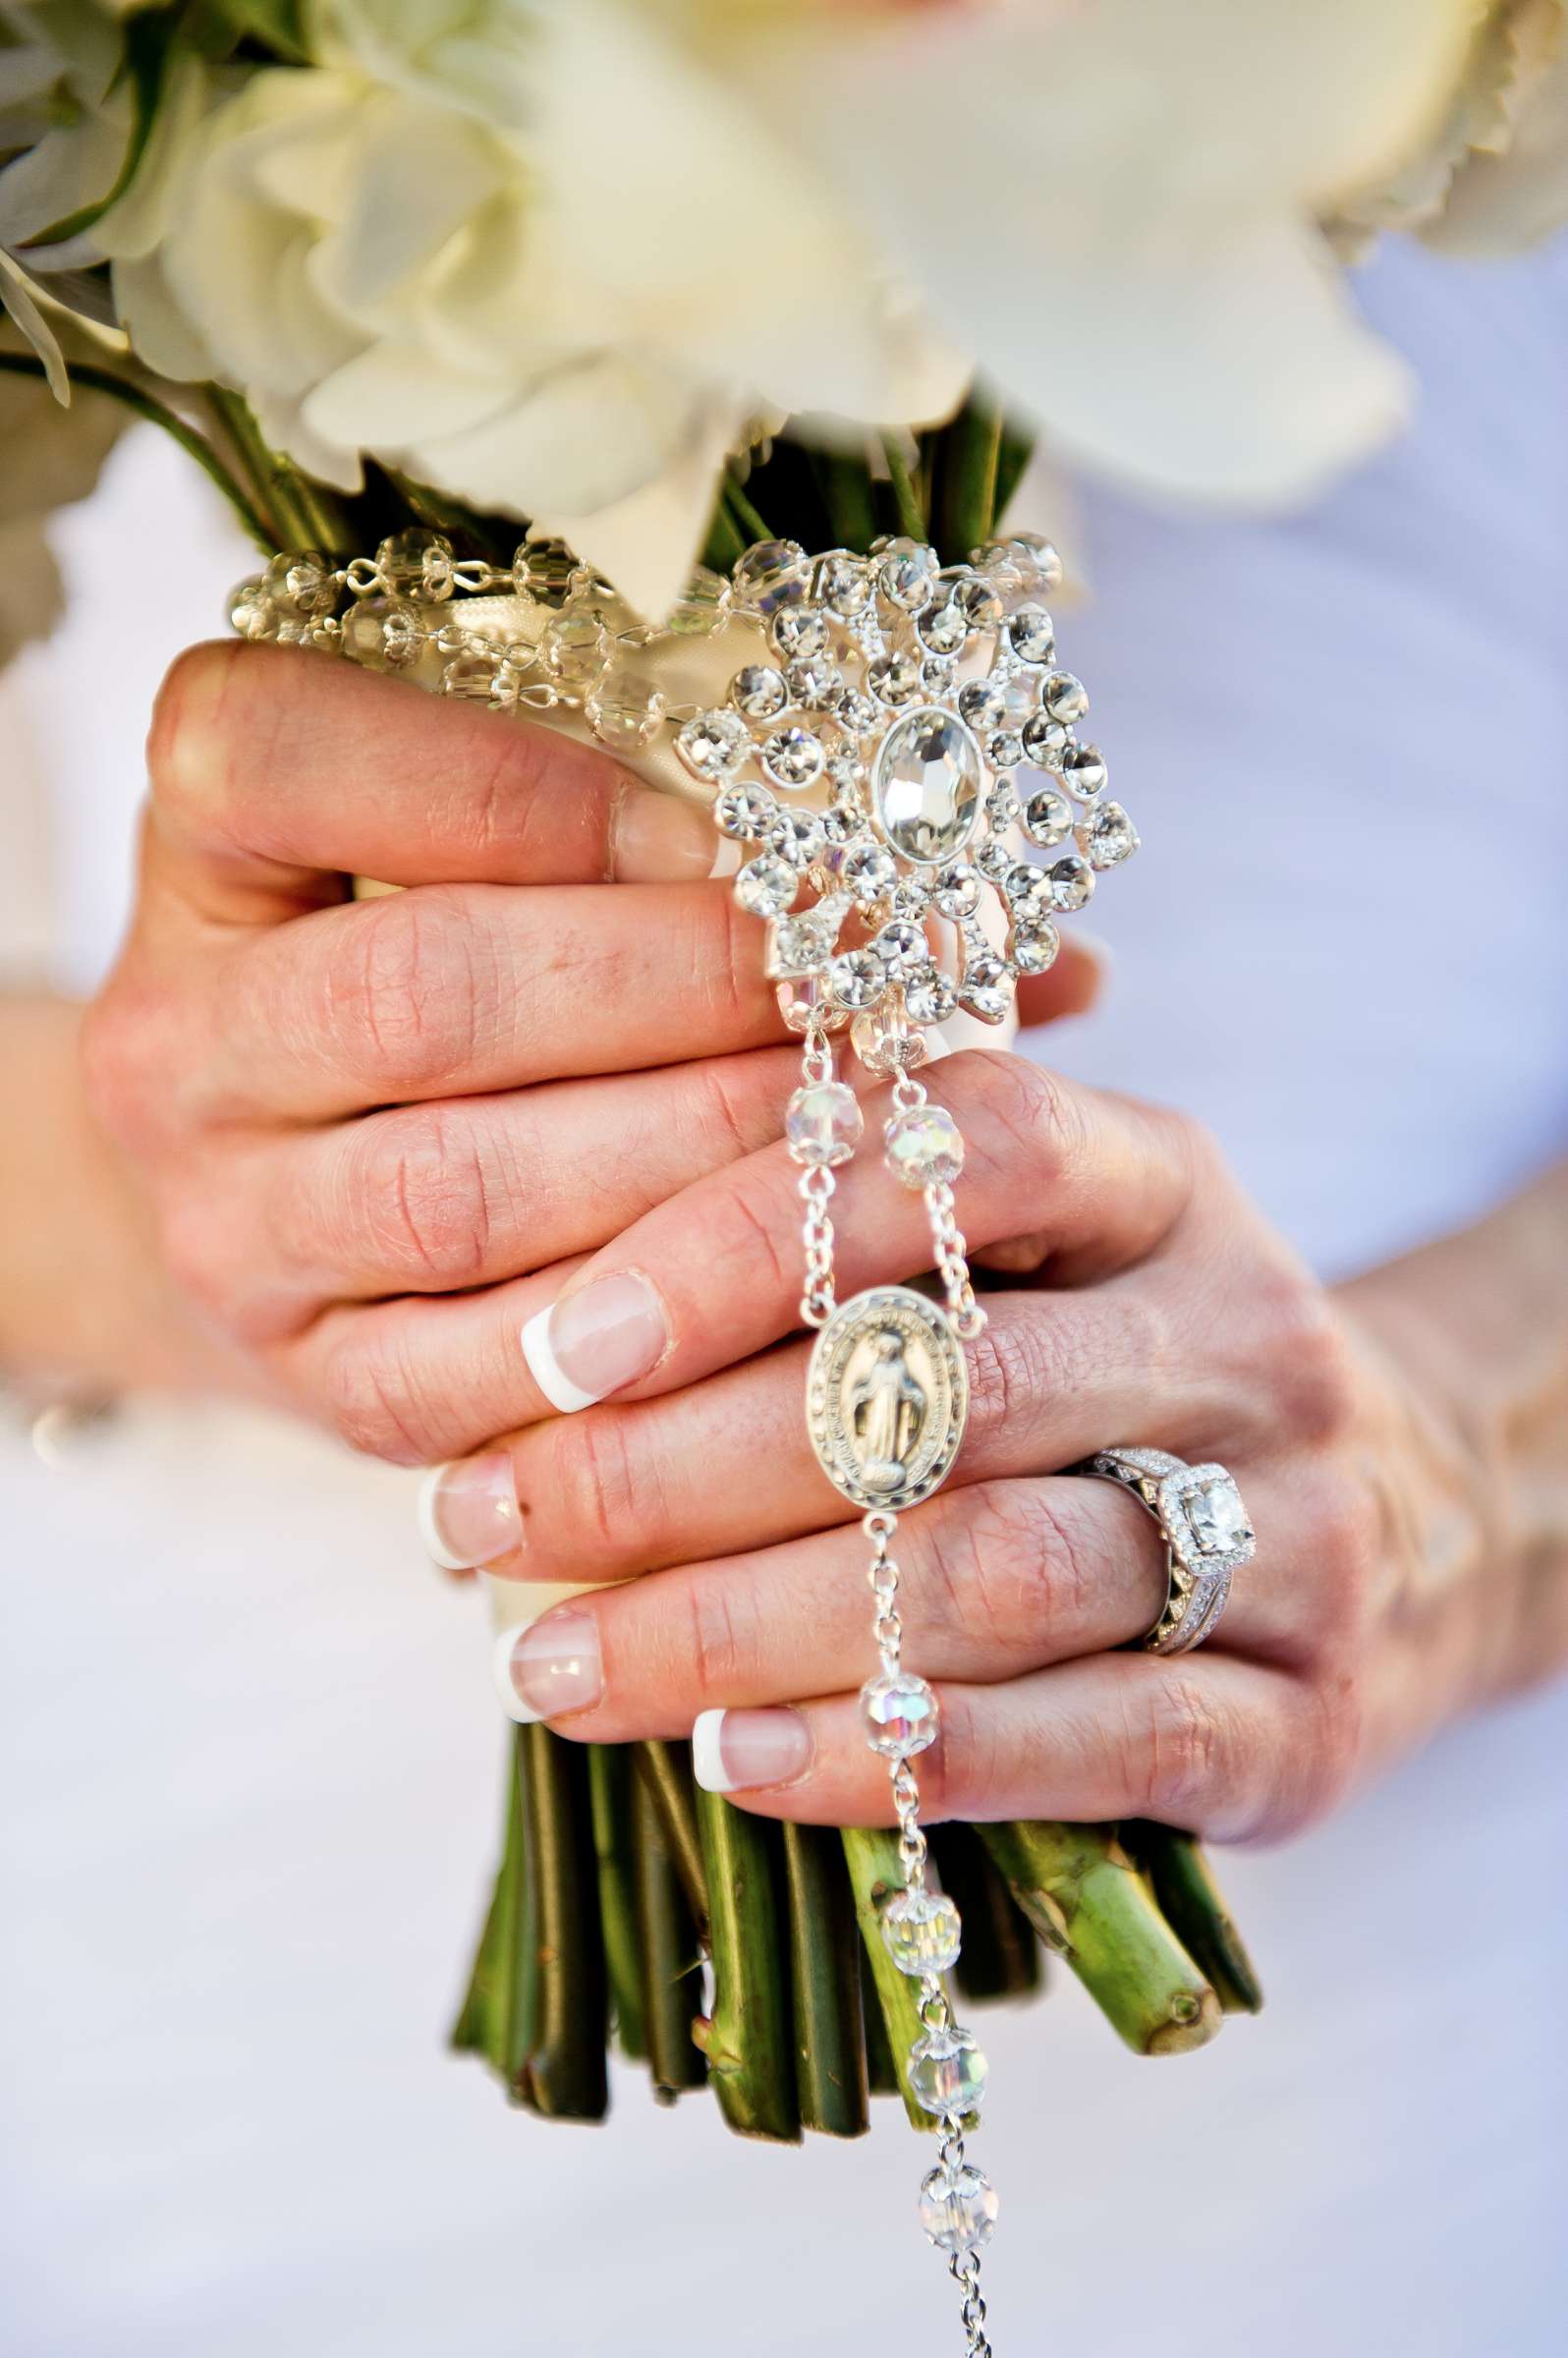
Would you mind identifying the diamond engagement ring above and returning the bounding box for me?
[1073,1447,1256,1656]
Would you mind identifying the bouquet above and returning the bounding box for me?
[5,0,1564,2339]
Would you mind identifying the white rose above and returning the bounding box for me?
[99,0,967,611]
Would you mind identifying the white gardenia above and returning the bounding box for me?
[97,0,967,612]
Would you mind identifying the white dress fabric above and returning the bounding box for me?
[2,234,1566,2357]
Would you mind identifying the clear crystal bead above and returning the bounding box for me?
[852,1001,928,1074]
[342,596,423,667]
[872,708,981,866]
[1022,785,1073,846]
[776,976,847,1034]
[824,749,866,798]
[904,961,958,1026]
[889,876,932,921]
[958,679,1007,733]
[666,567,729,636]
[987,729,1024,770]
[1011,917,1061,975]
[767,810,826,869]
[733,538,809,613]
[868,649,923,707]
[587,664,665,752]
[440,651,501,700]
[921,654,958,694]
[543,610,604,685]
[787,655,842,710]
[877,537,940,612]
[1081,800,1139,870]
[909,2024,988,2117]
[378,527,454,600]
[917,599,968,655]
[841,842,898,907]
[761,726,824,790]
[816,552,871,615]
[770,603,829,660]
[829,949,887,1011]
[736,855,799,918]
[1003,861,1051,912]
[835,688,880,740]
[1061,740,1107,799]
[1048,853,1095,911]
[786,1081,863,1168]
[1042,670,1090,724]
[678,708,751,780]
[880,1886,963,1975]
[731,663,788,719]
[713,781,776,839]
[932,862,980,920]
[974,836,1014,883]
[861,1669,939,1755]
[1022,712,1068,767]
[1008,602,1056,665]
[919,2164,999,2254]
[870,919,927,981]
[263,549,335,617]
[884,1103,964,1186]
[512,538,581,604]
[953,574,1003,631]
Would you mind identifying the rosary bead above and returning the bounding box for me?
[880,1887,963,1976]
[861,1671,939,1757]
[909,2025,989,2118]
[919,2163,999,2254]
[884,1103,965,1188]
[786,1081,863,1168]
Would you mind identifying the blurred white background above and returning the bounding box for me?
[3,233,1566,2356]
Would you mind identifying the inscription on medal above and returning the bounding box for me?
[808,1286,968,1511]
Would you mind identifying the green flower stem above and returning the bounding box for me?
[841,1826,929,2131]
[781,1823,868,2138]
[931,391,1004,563]
[632,1741,709,1938]
[0,354,273,551]
[206,386,352,558]
[450,1730,534,2085]
[692,1789,800,2143]
[588,1746,647,2062]
[723,471,773,546]
[992,421,1036,533]
[881,434,928,541]
[701,494,747,575]
[516,1723,609,2118]
[630,1770,707,2102]
[929,1824,1043,2004]
[811,449,879,554]
[981,1821,1222,2055]
[859,1939,899,2096]
[1124,1823,1263,2016]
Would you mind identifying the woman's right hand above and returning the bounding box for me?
[82,640,1101,1544]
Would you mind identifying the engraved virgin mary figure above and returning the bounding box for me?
[849,1327,927,1493]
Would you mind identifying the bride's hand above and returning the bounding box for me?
[78,641,1101,1448]
[461,1048,1557,1842]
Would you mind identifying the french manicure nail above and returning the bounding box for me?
[611,785,717,882]
[494,1609,603,1723]
[692,1707,813,1793]
[522,1270,669,1413]
[418,1451,522,1571]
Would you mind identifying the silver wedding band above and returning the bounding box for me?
[1072,1445,1255,1656]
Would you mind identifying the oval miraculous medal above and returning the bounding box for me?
[807,1286,970,1512]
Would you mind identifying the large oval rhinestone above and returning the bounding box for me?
[871,706,981,867]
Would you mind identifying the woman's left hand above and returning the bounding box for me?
[433,1045,1536,1842]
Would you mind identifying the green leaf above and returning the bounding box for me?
[29,10,182,248]
[190,1,311,65]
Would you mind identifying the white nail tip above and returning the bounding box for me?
[521,1305,600,1414]
[492,1626,542,1723]
[691,1709,733,1793]
[416,1463,472,1572]
[707,836,743,879]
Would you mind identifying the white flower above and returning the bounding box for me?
[708,0,1487,512]
[99,0,967,611]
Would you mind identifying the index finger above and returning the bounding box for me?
[143,641,723,926]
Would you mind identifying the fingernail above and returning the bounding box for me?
[611,785,717,882]
[418,1452,521,1571]
[707,834,742,878]
[522,1271,669,1413]
[692,1707,813,1793]
[493,1609,602,1723]
[1066,928,1113,986]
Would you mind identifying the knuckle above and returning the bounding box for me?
[552,1411,646,1560]
[322,892,487,1095]
[705,1165,794,1306]
[1300,1471,1379,1657]
[351,1104,496,1285]
[1135,1676,1233,1825]
[680,1572,757,1702]
[79,982,166,1155]
[1265,1273,1359,1444]
[960,1048,1087,1190]
[1264,1676,1363,1839]
[317,1324,435,1464]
